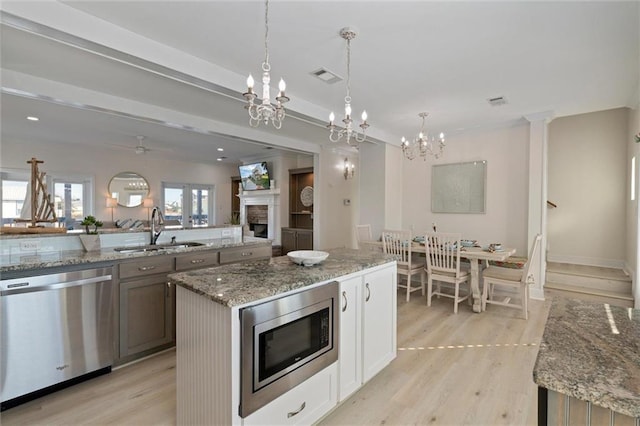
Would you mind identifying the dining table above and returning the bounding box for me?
[361,240,516,313]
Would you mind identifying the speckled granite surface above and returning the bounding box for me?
[168,248,396,308]
[533,297,640,418]
[0,240,270,275]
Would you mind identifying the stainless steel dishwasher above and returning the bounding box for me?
[1,267,114,410]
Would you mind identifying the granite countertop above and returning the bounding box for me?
[168,248,396,308]
[0,239,271,275]
[533,297,640,417]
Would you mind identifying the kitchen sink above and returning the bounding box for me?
[113,241,205,253]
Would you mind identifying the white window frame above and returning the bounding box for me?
[161,182,215,227]
[0,168,94,228]
[50,174,94,228]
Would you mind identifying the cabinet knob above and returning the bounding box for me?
[287,401,306,418]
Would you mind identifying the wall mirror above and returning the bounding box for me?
[108,172,150,207]
[431,161,486,214]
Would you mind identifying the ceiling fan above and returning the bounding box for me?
[108,135,170,155]
[133,135,150,155]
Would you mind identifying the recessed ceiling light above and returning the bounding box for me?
[27,116,39,121]
[217,157,227,161]
[217,148,224,152]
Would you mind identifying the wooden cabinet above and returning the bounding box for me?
[117,249,219,364]
[242,364,337,426]
[175,251,219,271]
[281,228,313,254]
[337,276,362,401]
[338,263,397,402]
[117,256,176,362]
[282,167,313,253]
[231,176,241,222]
[219,244,272,264]
[119,274,173,359]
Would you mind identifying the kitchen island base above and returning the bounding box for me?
[173,250,397,425]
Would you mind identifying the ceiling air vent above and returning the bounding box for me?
[310,68,342,84]
[488,96,507,107]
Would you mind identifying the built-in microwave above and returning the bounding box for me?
[239,281,339,418]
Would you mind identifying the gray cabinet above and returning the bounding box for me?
[117,256,175,363]
[219,244,271,264]
[114,244,268,365]
[281,228,313,254]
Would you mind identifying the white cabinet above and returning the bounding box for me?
[338,276,362,401]
[338,264,397,402]
[243,364,337,426]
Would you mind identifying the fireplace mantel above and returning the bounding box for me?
[238,189,280,245]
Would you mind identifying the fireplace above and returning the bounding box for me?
[239,189,280,245]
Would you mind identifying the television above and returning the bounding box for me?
[239,162,271,191]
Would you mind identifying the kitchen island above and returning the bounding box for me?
[533,297,640,425]
[169,248,398,425]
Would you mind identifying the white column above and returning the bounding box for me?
[524,111,554,300]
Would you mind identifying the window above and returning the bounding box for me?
[1,170,93,228]
[162,182,215,227]
[1,178,28,225]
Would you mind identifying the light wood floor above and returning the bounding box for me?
[1,295,551,426]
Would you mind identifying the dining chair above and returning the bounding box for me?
[424,232,470,314]
[481,234,542,319]
[382,229,425,302]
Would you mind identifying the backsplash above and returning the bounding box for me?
[0,226,243,260]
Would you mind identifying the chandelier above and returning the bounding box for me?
[243,0,289,129]
[401,112,445,160]
[327,27,369,148]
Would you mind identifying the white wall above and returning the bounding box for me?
[359,143,386,240]
[316,146,359,250]
[401,123,530,254]
[1,137,239,226]
[384,144,403,231]
[547,108,629,267]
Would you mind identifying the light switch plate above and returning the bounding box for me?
[20,240,41,251]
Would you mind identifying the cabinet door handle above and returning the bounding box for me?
[242,252,253,257]
[287,401,306,418]
[138,265,156,272]
[190,259,205,264]
[342,291,348,312]
[365,283,371,302]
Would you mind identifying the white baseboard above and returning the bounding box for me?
[623,260,639,309]
[530,286,545,301]
[546,254,625,269]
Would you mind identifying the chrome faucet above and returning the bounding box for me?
[150,206,165,245]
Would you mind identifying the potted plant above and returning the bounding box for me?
[79,215,103,251]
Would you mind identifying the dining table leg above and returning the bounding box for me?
[469,259,482,313]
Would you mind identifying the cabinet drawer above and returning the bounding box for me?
[219,245,271,264]
[243,363,337,426]
[119,256,174,279]
[175,251,219,271]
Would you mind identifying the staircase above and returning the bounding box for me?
[545,262,634,307]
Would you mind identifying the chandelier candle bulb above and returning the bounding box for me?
[361,110,367,121]
[246,75,254,91]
